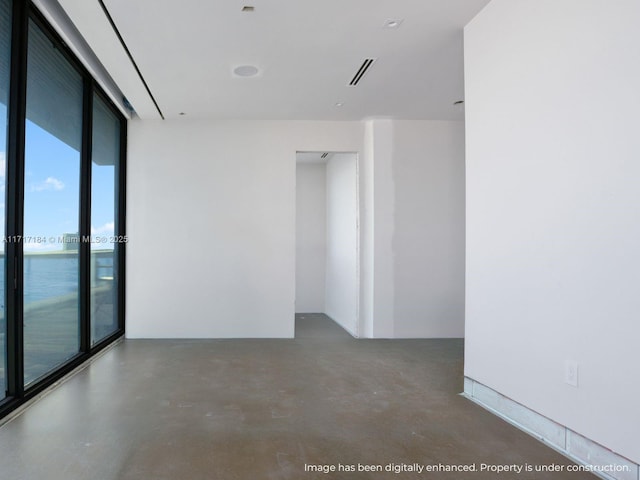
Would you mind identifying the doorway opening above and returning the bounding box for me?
[295,152,359,338]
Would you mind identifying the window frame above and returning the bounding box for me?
[1,0,126,418]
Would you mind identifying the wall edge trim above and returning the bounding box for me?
[462,377,639,480]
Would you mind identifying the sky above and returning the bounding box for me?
[1,102,116,253]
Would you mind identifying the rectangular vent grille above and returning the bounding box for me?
[348,58,376,86]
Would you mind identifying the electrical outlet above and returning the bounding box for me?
[564,360,579,387]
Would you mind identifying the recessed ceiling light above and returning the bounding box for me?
[384,18,404,29]
[335,102,344,107]
[242,6,255,12]
[233,65,260,77]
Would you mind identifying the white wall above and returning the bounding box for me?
[127,120,363,338]
[325,153,359,336]
[361,119,465,338]
[370,120,396,338]
[295,163,326,312]
[359,122,375,338]
[392,120,465,338]
[126,117,465,340]
[465,0,640,463]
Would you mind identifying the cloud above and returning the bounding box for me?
[31,176,65,192]
[92,221,115,235]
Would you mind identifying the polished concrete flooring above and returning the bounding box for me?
[0,314,594,479]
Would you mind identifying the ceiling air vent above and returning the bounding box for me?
[348,58,376,86]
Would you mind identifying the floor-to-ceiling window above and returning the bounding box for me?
[1,0,125,416]
[90,93,120,346]
[0,0,11,400]
[22,18,83,385]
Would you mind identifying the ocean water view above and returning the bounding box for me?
[0,250,117,385]
[1,0,124,418]
[0,252,113,307]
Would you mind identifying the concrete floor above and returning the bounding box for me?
[0,314,595,479]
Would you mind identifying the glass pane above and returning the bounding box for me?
[0,0,12,397]
[90,94,119,345]
[23,19,83,386]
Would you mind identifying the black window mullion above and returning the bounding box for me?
[79,77,93,354]
[116,116,126,334]
[4,0,28,402]
[0,0,126,420]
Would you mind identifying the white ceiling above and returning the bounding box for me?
[57,0,491,121]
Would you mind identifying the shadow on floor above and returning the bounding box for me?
[295,313,353,339]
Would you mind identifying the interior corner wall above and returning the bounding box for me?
[325,153,358,336]
[464,0,640,463]
[391,120,465,338]
[370,119,396,338]
[359,121,375,338]
[295,163,327,313]
[360,119,465,338]
[126,120,363,338]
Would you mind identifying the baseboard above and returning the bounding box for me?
[462,377,639,480]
